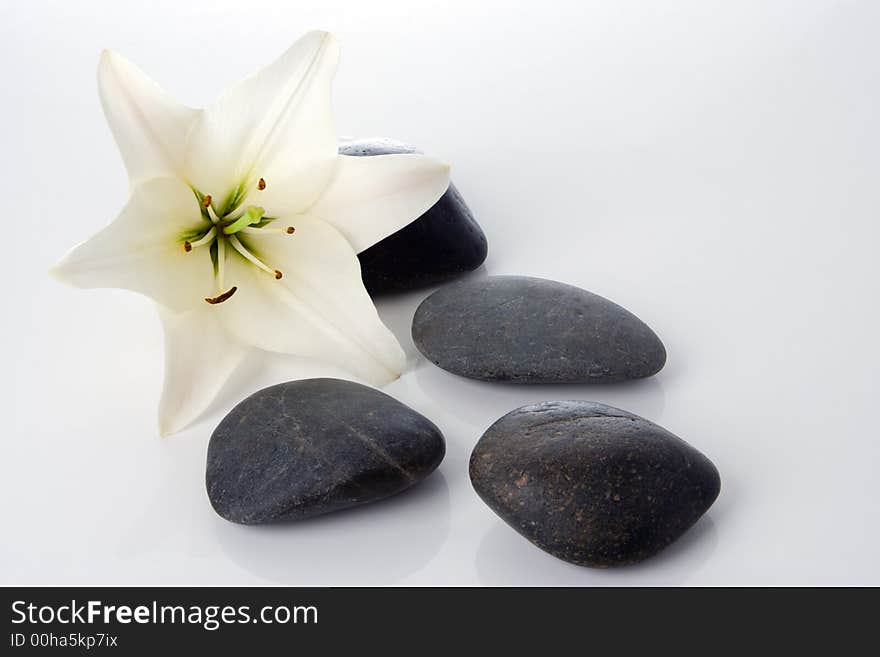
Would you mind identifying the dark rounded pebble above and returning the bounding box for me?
[470,401,720,567]
[206,378,445,524]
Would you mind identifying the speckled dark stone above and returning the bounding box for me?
[206,378,445,524]
[412,276,666,383]
[339,138,488,295]
[470,401,720,567]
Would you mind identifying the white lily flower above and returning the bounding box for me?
[51,31,451,436]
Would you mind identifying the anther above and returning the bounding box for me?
[274,270,283,280]
[204,286,237,305]
[257,178,266,190]
[286,226,295,234]
[184,241,192,252]
[201,194,212,209]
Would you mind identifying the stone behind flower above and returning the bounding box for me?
[206,378,445,524]
[339,138,488,295]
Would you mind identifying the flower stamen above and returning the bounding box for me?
[227,235,283,279]
[184,226,217,252]
[206,205,222,225]
[201,194,213,209]
[257,178,266,190]
[216,236,226,290]
[241,225,295,235]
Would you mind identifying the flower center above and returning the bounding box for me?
[182,179,295,305]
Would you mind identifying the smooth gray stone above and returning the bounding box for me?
[339,137,488,295]
[411,276,666,383]
[470,401,720,567]
[206,379,445,524]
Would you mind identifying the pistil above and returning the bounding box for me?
[223,206,265,235]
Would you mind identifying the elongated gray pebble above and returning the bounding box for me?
[412,276,666,383]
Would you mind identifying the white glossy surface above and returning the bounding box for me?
[2,0,878,586]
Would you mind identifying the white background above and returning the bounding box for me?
[2,0,878,586]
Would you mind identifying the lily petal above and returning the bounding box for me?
[216,218,405,385]
[98,50,199,187]
[158,306,250,436]
[51,177,213,313]
[185,31,339,215]
[305,153,451,253]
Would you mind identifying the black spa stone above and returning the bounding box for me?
[470,401,720,567]
[206,378,445,524]
[338,138,488,294]
[411,276,666,383]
